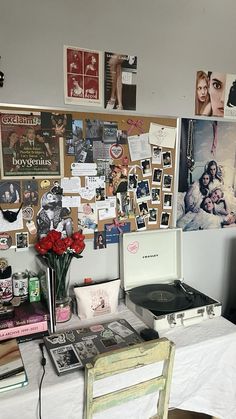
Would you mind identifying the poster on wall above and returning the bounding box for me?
[0,112,63,179]
[64,46,103,107]
[104,52,137,111]
[195,71,236,118]
[176,118,236,231]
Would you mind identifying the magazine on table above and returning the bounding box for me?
[43,318,142,375]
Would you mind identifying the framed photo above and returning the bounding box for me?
[64,46,103,107]
[0,112,64,179]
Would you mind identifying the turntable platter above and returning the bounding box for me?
[128,284,194,313]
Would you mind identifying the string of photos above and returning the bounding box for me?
[0,109,177,251]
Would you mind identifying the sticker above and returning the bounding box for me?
[0,233,12,250]
[127,241,139,254]
[40,179,51,189]
[22,206,34,221]
[109,143,123,159]
[0,258,8,269]
[26,220,37,235]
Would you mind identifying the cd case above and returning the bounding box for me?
[43,319,142,375]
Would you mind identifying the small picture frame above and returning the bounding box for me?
[15,232,29,251]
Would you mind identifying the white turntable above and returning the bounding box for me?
[120,228,222,331]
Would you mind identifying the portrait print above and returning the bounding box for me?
[177,118,236,231]
[195,70,227,118]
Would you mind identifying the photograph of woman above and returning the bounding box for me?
[195,70,226,117]
[177,118,236,231]
[104,52,137,111]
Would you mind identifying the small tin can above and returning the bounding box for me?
[0,265,13,303]
[28,272,40,303]
[12,272,29,302]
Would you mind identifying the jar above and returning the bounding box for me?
[55,297,72,323]
[12,272,29,302]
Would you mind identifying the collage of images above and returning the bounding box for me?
[0,110,176,250]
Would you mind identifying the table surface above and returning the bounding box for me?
[1,303,236,419]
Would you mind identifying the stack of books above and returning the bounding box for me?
[0,338,28,393]
[0,301,49,342]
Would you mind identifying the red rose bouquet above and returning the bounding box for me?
[34,230,85,300]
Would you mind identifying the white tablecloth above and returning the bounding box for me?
[1,303,236,419]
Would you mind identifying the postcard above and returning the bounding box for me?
[149,123,176,149]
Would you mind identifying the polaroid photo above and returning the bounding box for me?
[95,187,105,201]
[160,212,170,229]
[136,180,151,202]
[128,173,138,191]
[163,193,173,209]
[135,215,146,231]
[138,201,149,216]
[15,232,29,251]
[162,151,172,168]
[116,130,128,144]
[151,187,161,204]
[50,344,82,374]
[152,168,163,185]
[163,174,173,191]
[152,146,162,164]
[94,231,106,250]
[148,208,158,225]
[141,158,152,177]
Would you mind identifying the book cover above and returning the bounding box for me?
[0,301,49,330]
[0,338,28,393]
[44,319,142,376]
[0,320,48,341]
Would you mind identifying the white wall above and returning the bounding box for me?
[1,0,236,312]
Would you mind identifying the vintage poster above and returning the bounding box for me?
[104,51,137,111]
[177,118,236,231]
[195,70,236,119]
[0,112,63,178]
[64,46,103,106]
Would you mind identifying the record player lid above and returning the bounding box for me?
[120,228,183,291]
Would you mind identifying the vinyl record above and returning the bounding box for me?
[129,284,194,313]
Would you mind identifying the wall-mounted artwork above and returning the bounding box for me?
[177,118,236,231]
[64,46,103,107]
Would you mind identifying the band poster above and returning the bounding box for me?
[64,46,103,107]
[0,112,64,178]
[195,71,236,118]
[177,118,236,231]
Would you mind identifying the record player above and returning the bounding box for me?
[120,228,222,331]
